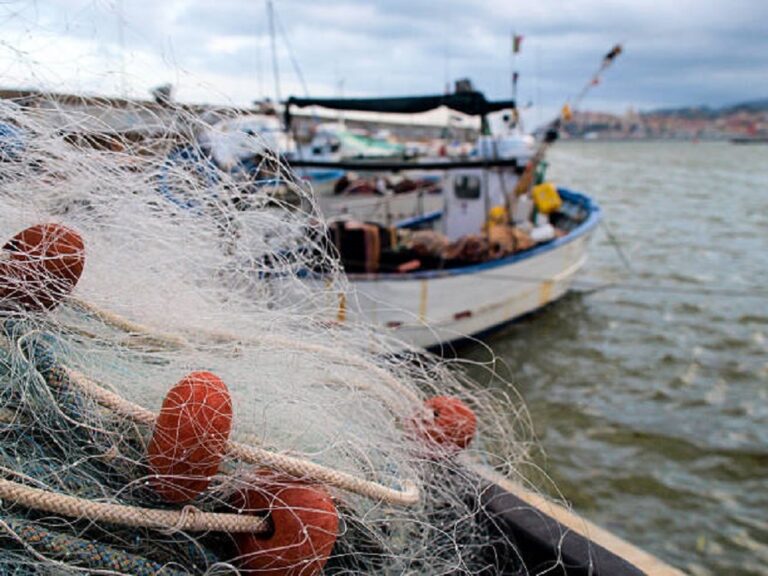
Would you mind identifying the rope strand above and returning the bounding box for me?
[0,478,267,533]
[62,367,420,505]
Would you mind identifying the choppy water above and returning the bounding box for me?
[463,142,768,575]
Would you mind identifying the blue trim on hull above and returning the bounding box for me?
[349,188,601,282]
[396,210,442,228]
[296,167,346,183]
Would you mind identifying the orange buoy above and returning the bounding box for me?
[147,371,233,503]
[232,471,339,576]
[411,396,477,453]
[0,223,85,311]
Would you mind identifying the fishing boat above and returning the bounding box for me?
[194,114,346,197]
[284,92,595,349]
[362,199,596,350]
[284,90,533,222]
[299,121,408,160]
[323,172,598,349]
[730,135,768,144]
[475,465,685,575]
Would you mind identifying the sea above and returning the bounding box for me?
[462,141,768,576]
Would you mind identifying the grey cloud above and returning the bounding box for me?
[1,0,766,110]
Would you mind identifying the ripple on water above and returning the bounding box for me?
[463,142,768,575]
[739,313,768,325]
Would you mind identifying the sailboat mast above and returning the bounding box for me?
[267,0,282,105]
[117,0,126,97]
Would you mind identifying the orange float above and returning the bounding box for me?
[232,471,339,576]
[411,396,477,453]
[0,223,85,311]
[147,371,233,503]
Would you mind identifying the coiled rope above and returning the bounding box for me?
[63,298,424,505]
[63,366,420,505]
[0,516,189,575]
[0,323,418,543]
[0,478,267,533]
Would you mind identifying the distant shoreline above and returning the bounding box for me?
[558,138,734,144]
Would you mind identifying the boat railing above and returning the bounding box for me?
[288,157,524,172]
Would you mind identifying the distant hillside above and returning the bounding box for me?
[646,98,768,119]
[562,98,768,140]
[721,98,768,114]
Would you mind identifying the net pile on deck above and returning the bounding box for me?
[0,99,533,575]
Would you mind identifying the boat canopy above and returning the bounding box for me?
[284,91,516,127]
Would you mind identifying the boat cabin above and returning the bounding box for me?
[443,167,507,241]
[325,161,588,276]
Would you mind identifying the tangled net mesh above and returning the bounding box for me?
[0,90,546,575]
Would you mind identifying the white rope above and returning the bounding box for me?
[63,367,420,506]
[0,477,267,533]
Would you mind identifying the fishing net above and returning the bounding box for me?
[0,37,552,575]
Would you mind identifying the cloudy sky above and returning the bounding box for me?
[1,0,766,121]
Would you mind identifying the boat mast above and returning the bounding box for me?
[510,31,522,131]
[256,8,265,102]
[116,0,126,97]
[513,44,623,198]
[267,0,282,106]
[510,31,518,103]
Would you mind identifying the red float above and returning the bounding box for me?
[232,471,339,576]
[0,223,85,311]
[147,371,233,503]
[411,396,477,452]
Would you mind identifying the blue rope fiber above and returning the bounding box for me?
[0,123,25,162]
[0,320,225,573]
[1,516,187,575]
[155,146,220,212]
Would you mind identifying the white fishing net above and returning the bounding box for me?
[0,92,543,575]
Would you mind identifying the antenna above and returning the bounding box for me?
[535,44,542,127]
[510,32,523,130]
[510,31,517,101]
[337,77,345,124]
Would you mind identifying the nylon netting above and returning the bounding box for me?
[0,69,552,576]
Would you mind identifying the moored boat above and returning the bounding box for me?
[284,90,532,222]
[333,186,599,349]
[730,135,768,144]
[475,464,686,575]
[285,87,606,350]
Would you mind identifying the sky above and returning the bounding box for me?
[1,0,766,123]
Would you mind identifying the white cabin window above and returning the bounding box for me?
[454,175,482,200]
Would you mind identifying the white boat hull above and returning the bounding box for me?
[338,190,600,349]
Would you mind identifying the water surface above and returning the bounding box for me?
[463,142,768,576]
